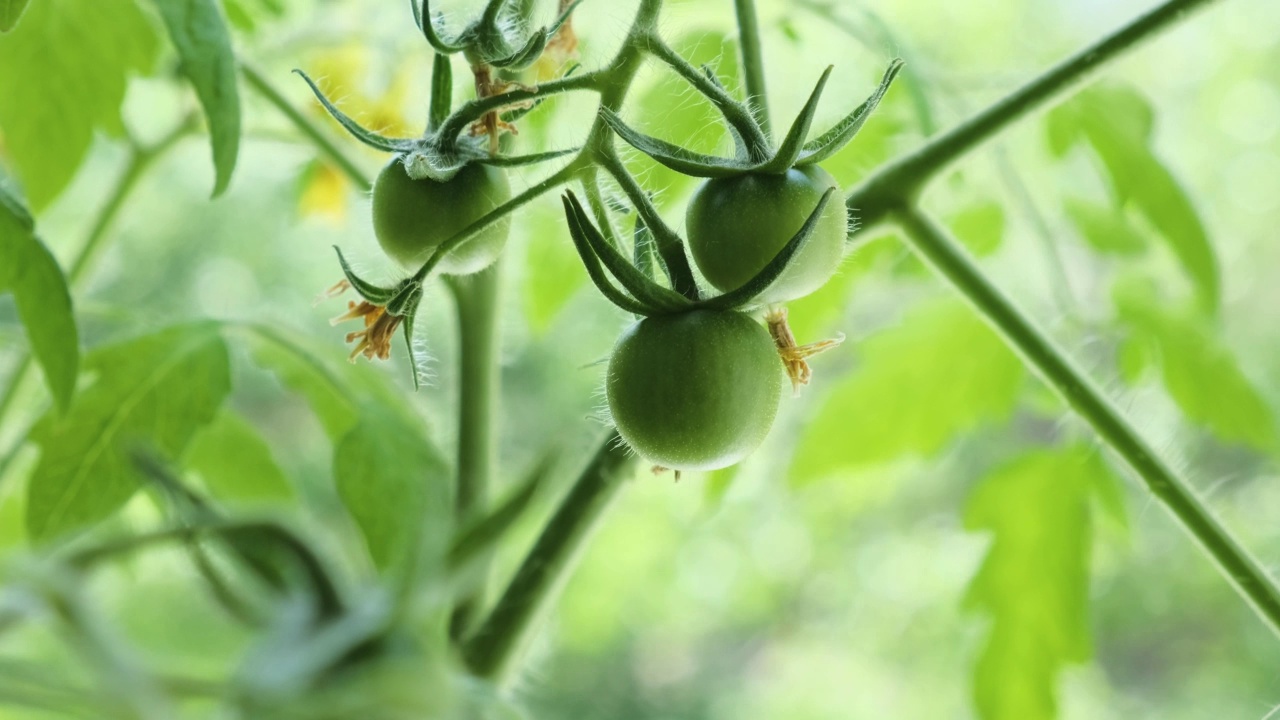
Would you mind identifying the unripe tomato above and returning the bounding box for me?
[371,158,512,275]
[606,309,782,471]
[685,165,847,304]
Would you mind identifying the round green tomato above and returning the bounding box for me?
[685,165,847,304]
[606,309,782,471]
[371,158,512,275]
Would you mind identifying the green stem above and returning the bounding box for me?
[461,431,634,683]
[846,0,1224,225]
[445,261,504,639]
[240,62,373,193]
[733,0,772,140]
[892,206,1280,636]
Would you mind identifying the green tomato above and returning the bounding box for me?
[685,165,848,304]
[371,158,512,275]
[606,309,782,471]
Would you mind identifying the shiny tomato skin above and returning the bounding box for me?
[371,158,511,274]
[606,309,782,471]
[685,165,847,304]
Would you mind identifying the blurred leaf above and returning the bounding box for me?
[1063,198,1145,256]
[964,446,1114,720]
[0,184,78,412]
[247,325,359,440]
[629,30,740,206]
[1047,85,1217,312]
[334,410,450,572]
[1113,280,1275,451]
[184,409,293,503]
[702,466,736,507]
[522,203,586,332]
[26,323,230,540]
[0,0,159,211]
[448,453,551,573]
[0,0,30,32]
[148,0,241,196]
[789,299,1023,482]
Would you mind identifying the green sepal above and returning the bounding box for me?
[499,97,545,124]
[385,281,423,317]
[563,191,693,313]
[448,450,554,573]
[697,188,836,310]
[701,64,749,159]
[756,65,833,174]
[561,194,653,315]
[333,246,398,305]
[632,214,660,283]
[475,146,580,167]
[489,27,548,70]
[294,70,418,153]
[550,0,584,34]
[398,291,424,390]
[418,0,470,53]
[599,108,752,178]
[796,59,904,167]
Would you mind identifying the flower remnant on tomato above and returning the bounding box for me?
[331,299,404,362]
[765,307,844,396]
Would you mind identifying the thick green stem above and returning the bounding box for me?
[733,0,772,140]
[846,0,1223,225]
[892,206,1280,636]
[446,261,504,639]
[462,432,634,683]
[240,62,372,193]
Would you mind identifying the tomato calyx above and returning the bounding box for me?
[599,59,904,179]
[561,187,837,315]
[322,247,426,387]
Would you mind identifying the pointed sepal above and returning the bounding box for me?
[295,70,418,153]
[599,108,751,178]
[334,247,399,305]
[757,66,833,174]
[418,0,470,53]
[796,59,904,167]
[561,194,653,315]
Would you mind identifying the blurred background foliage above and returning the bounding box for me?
[1,0,1280,717]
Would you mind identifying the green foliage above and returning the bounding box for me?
[0,0,159,211]
[148,0,242,196]
[1048,85,1217,312]
[964,447,1116,720]
[26,323,231,540]
[790,299,1024,482]
[0,0,30,32]
[334,410,450,572]
[0,185,78,412]
[184,408,293,503]
[1113,280,1275,451]
[1062,198,1145,256]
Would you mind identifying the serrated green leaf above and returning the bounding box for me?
[184,409,292,503]
[148,0,241,196]
[1047,85,1217,312]
[0,0,31,32]
[964,446,1113,720]
[789,299,1023,482]
[334,410,450,571]
[0,0,160,211]
[1113,280,1275,451]
[0,185,78,412]
[26,323,231,540]
[1063,198,1146,255]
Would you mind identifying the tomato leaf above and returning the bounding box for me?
[1063,197,1146,256]
[964,446,1114,720]
[148,0,242,196]
[245,326,359,440]
[184,409,293,503]
[0,0,31,32]
[1113,280,1275,452]
[0,0,159,211]
[0,185,78,413]
[789,299,1024,483]
[26,323,231,540]
[334,410,451,572]
[1047,85,1217,313]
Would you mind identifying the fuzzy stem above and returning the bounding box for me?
[892,206,1280,636]
[733,0,772,140]
[240,62,373,193]
[845,0,1223,226]
[461,432,634,683]
[446,261,504,639]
